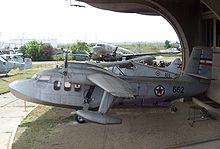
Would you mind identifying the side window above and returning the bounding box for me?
[54,81,61,90]
[64,82,71,91]
[31,74,38,80]
[38,75,50,81]
[74,84,81,91]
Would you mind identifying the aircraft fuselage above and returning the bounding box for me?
[9,62,209,110]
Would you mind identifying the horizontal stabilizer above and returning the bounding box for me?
[76,110,122,125]
[183,72,216,80]
[193,96,220,115]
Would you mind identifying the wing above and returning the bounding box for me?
[1,53,23,57]
[131,55,155,63]
[121,52,168,58]
[78,73,134,124]
[70,54,89,57]
[97,60,133,68]
[97,55,155,68]
[87,73,134,98]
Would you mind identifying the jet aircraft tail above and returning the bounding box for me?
[24,58,32,69]
[18,58,32,70]
[184,46,213,80]
[18,57,23,63]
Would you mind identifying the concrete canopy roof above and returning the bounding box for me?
[79,1,158,15]
[78,0,198,15]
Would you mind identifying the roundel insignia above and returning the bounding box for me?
[155,71,160,76]
[154,85,165,97]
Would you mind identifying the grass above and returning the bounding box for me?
[0,63,56,94]
[12,105,74,149]
[115,42,165,53]
[115,42,182,61]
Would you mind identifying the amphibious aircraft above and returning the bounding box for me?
[0,54,32,75]
[9,46,212,124]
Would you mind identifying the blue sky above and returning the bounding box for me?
[0,0,179,43]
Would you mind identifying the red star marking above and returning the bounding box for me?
[154,85,165,97]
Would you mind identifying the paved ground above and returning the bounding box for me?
[2,92,220,149]
[34,102,220,149]
[0,93,36,149]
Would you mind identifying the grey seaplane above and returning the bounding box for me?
[9,47,213,124]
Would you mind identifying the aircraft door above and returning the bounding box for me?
[137,83,148,98]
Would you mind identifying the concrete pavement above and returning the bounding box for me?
[0,93,36,149]
[38,102,220,149]
[2,92,220,149]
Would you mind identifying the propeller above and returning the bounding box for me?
[60,48,71,75]
[112,46,118,57]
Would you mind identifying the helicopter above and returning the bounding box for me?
[9,46,213,124]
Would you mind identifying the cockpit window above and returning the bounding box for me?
[64,82,71,91]
[38,75,50,81]
[54,81,61,90]
[74,84,81,91]
[32,74,50,81]
[31,74,39,80]
[96,44,104,47]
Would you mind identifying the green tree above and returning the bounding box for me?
[164,40,171,49]
[43,43,53,60]
[19,40,54,61]
[70,41,91,54]
[26,40,44,61]
[18,45,27,56]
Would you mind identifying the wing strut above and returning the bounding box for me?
[98,91,113,113]
[76,91,122,124]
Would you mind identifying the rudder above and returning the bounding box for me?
[185,46,213,79]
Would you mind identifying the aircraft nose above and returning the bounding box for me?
[92,47,99,53]
[92,46,98,50]
[9,79,34,102]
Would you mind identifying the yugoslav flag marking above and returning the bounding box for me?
[199,58,212,66]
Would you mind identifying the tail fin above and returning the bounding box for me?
[166,58,182,74]
[18,57,23,63]
[24,58,32,69]
[185,46,213,79]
